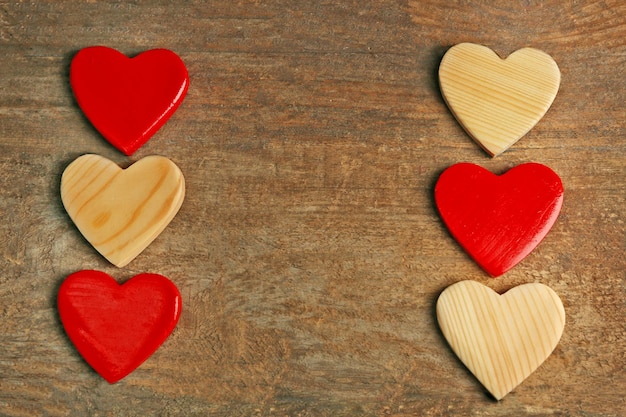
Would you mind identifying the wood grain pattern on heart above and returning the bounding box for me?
[61,154,185,267]
[439,43,560,156]
[436,280,565,400]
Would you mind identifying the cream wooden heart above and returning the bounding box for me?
[439,43,560,156]
[436,280,565,400]
[61,154,185,267]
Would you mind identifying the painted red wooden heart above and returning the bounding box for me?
[57,270,182,383]
[70,46,189,155]
[434,163,563,277]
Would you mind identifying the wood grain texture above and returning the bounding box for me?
[0,1,625,416]
[436,280,566,400]
[61,155,185,267]
[439,43,561,156]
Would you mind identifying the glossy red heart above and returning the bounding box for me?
[70,46,189,155]
[434,163,563,277]
[57,270,182,383]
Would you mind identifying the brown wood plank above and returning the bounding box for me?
[1,1,624,415]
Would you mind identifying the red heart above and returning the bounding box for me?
[434,163,563,277]
[57,270,182,383]
[70,46,189,155]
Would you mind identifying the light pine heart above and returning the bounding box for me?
[436,280,565,400]
[439,43,560,156]
[61,154,185,267]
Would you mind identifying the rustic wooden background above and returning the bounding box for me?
[1,1,624,416]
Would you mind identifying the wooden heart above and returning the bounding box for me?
[58,270,182,383]
[439,43,560,156]
[61,154,185,267]
[437,280,565,400]
[70,46,189,155]
[434,162,563,277]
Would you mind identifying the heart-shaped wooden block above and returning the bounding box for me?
[70,46,189,155]
[435,163,563,277]
[439,43,560,156]
[61,154,185,267]
[437,280,565,400]
[58,270,182,383]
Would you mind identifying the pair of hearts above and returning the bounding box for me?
[59,47,189,382]
[433,162,564,399]
[72,43,560,157]
[436,46,563,276]
[60,273,566,395]
[65,46,190,266]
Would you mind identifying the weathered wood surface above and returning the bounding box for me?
[0,1,624,416]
